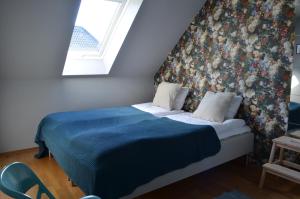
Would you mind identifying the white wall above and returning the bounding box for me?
[0,0,205,152]
[291,4,300,102]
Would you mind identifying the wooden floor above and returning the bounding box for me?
[0,148,300,199]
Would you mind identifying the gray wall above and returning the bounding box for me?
[0,0,205,153]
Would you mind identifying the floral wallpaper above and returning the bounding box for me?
[154,0,295,162]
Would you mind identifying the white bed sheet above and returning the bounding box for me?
[132,102,184,116]
[165,112,250,140]
[132,103,250,139]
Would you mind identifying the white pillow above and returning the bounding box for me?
[192,91,234,123]
[225,96,243,119]
[153,82,181,110]
[173,87,189,110]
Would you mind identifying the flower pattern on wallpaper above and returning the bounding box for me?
[154,0,295,162]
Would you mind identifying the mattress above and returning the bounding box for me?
[132,102,184,116]
[165,112,251,140]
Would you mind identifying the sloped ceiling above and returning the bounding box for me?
[0,0,207,79]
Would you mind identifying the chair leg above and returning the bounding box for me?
[268,143,276,163]
[279,148,284,164]
[259,169,266,188]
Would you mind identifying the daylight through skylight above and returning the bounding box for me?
[63,0,143,76]
[69,0,123,57]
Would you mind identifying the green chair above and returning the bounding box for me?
[0,162,101,199]
[0,162,55,199]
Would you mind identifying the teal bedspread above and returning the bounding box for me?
[35,106,220,199]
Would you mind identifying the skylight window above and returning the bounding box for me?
[63,0,143,76]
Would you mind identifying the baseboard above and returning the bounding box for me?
[0,147,38,156]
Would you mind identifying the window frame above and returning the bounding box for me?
[97,0,127,58]
[62,0,143,76]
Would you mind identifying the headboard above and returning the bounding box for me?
[154,0,295,162]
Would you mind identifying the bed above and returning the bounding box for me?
[35,103,253,199]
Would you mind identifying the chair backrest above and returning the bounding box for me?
[81,196,101,199]
[0,162,55,199]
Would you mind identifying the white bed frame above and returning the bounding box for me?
[121,131,254,199]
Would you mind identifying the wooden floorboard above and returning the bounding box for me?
[0,149,300,199]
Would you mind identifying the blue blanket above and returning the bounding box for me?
[35,107,220,199]
[35,106,156,158]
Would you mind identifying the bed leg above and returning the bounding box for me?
[242,154,250,167]
[71,180,77,187]
[67,176,76,186]
[48,151,53,159]
[245,154,250,167]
